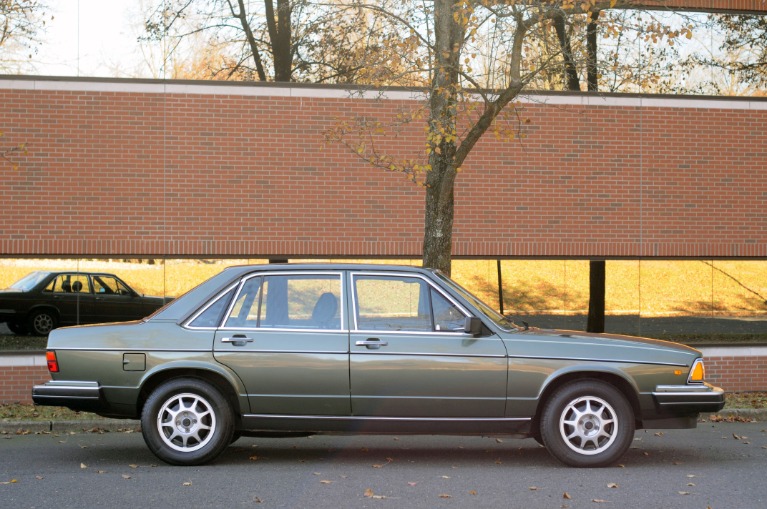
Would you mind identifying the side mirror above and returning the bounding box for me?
[464,316,482,336]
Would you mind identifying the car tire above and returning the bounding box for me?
[141,378,234,466]
[540,379,635,468]
[28,310,57,336]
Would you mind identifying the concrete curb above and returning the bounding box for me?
[0,419,140,434]
[1,411,764,436]
[705,409,767,421]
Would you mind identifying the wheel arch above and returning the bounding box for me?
[27,304,60,319]
[530,370,643,434]
[137,367,245,427]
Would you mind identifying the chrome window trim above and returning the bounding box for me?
[186,270,345,331]
[350,271,472,333]
[183,281,241,330]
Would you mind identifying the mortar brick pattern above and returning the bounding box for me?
[1,78,765,259]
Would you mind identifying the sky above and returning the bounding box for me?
[35,0,145,77]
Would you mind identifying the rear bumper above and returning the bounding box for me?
[652,383,725,413]
[32,380,108,414]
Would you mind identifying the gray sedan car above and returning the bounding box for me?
[33,264,724,467]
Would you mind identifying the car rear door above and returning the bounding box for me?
[349,272,508,418]
[212,271,350,416]
[44,273,96,326]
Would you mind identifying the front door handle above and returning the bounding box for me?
[221,335,254,346]
[355,338,388,350]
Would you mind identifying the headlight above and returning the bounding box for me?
[687,358,705,384]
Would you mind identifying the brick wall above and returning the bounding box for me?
[0,355,49,404]
[702,347,767,392]
[1,348,761,405]
[0,78,765,260]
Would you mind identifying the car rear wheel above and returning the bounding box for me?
[540,380,635,468]
[141,378,234,466]
[28,310,57,336]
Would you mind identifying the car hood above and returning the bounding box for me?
[503,327,700,365]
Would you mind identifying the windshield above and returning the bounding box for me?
[433,271,521,332]
[8,271,51,292]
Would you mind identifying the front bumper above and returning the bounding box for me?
[652,383,726,413]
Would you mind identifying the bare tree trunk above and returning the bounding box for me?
[265,0,292,82]
[553,10,580,91]
[422,0,463,276]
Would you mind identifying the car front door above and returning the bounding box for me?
[349,272,508,418]
[90,275,147,323]
[212,272,350,416]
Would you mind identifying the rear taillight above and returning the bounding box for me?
[46,351,59,373]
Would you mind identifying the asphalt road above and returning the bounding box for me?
[1,422,765,509]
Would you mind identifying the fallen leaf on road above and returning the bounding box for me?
[607,483,619,489]
[372,458,393,468]
[364,488,386,499]
[563,492,572,499]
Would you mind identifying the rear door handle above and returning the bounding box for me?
[221,335,254,346]
[355,338,388,350]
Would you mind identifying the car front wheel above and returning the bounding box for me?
[28,310,57,336]
[540,380,635,468]
[141,378,234,466]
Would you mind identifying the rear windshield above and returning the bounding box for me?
[8,271,51,292]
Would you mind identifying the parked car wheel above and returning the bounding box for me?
[540,380,635,468]
[28,309,57,336]
[141,378,234,466]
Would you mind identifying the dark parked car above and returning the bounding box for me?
[33,264,724,467]
[1,271,169,335]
